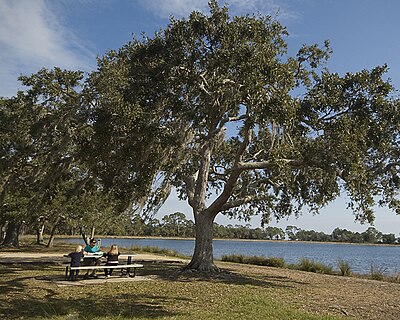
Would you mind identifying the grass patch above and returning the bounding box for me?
[337,259,352,276]
[369,263,387,281]
[0,261,343,320]
[221,254,334,275]
[221,254,285,268]
[0,241,344,319]
[292,258,334,274]
[385,272,400,283]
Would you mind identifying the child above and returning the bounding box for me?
[103,244,120,278]
[67,245,84,281]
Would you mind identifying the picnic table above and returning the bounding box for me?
[64,253,143,279]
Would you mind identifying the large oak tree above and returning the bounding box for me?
[87,2,400,271]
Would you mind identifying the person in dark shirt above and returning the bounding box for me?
[103,244,120,277]
[67,245,84,281]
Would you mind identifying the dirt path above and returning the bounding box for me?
[0,252,188,264]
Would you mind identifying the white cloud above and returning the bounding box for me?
[228,0,299,21]
[137,0,298,21]
[136,0,208,19]
[0,0,94,97]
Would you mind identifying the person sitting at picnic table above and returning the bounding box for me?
[67,245,84,281]
[83,238,101,278]
[103,244,120,278]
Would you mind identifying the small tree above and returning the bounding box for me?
[285,225,301,240]
[89,2,400,271]
[264,226,285,240]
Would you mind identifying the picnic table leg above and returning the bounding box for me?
[126,267,136,277]
[65,266,69,279]
[126,256,132,277]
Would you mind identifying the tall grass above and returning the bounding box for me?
[369,263,387,281]
[222,254,336,275]
[221,254,285,268]
[294,258,334,274]
[337,259,352,276]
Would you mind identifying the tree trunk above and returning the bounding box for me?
[0,222,5,242]
[1,222,20,247]
[46,217,61,248]
[90,226,95,240]
[36,223,45,245]
[185,212,219,272]
[80,225,90,245]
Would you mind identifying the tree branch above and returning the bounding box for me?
[221,195,267,211]
[184,173,197,208]
[206,119,253,215]
[237,158,304,170]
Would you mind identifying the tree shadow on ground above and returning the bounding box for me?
[0,264,59,296]
[139,262,308,289]
[0,263,189,319]
[0,261,311,319]
[0,292,188,319]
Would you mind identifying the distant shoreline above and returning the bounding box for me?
[22,234,399,247]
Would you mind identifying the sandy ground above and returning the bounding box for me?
[0,252,188,263]
[219,262,400,320]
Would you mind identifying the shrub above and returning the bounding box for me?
[296,257,333,274]
[386,272,400,283]
[221,254,245,264]
[370,264,387,281]
[129,245,188,258]
[221,254,285,268]
[337,259,352,276]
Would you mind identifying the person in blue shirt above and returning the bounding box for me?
[84,238,100,253]
[83,238,101,278]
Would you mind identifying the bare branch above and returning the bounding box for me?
[220,114,248,127]
[221,195,268,211]
[206,120,253,215]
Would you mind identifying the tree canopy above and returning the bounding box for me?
[1,2,399,271]
[88,1,400,270]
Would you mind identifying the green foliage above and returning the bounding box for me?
[220,254,336,275]
[0,68,92,243]
[221,254,286,268]
[294,258,334,274]
[337,259,352,276]
[87,2,400,253]
[369,264,387,281]
[2,1,400,271]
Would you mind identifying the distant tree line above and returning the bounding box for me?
[21,211,397,245]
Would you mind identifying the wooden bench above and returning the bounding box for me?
[65,264,144,279]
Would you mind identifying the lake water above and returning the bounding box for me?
[57,237,400,275]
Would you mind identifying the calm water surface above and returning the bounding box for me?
[57,237,400,275]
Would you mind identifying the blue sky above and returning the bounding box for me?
[1,0,400,235]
